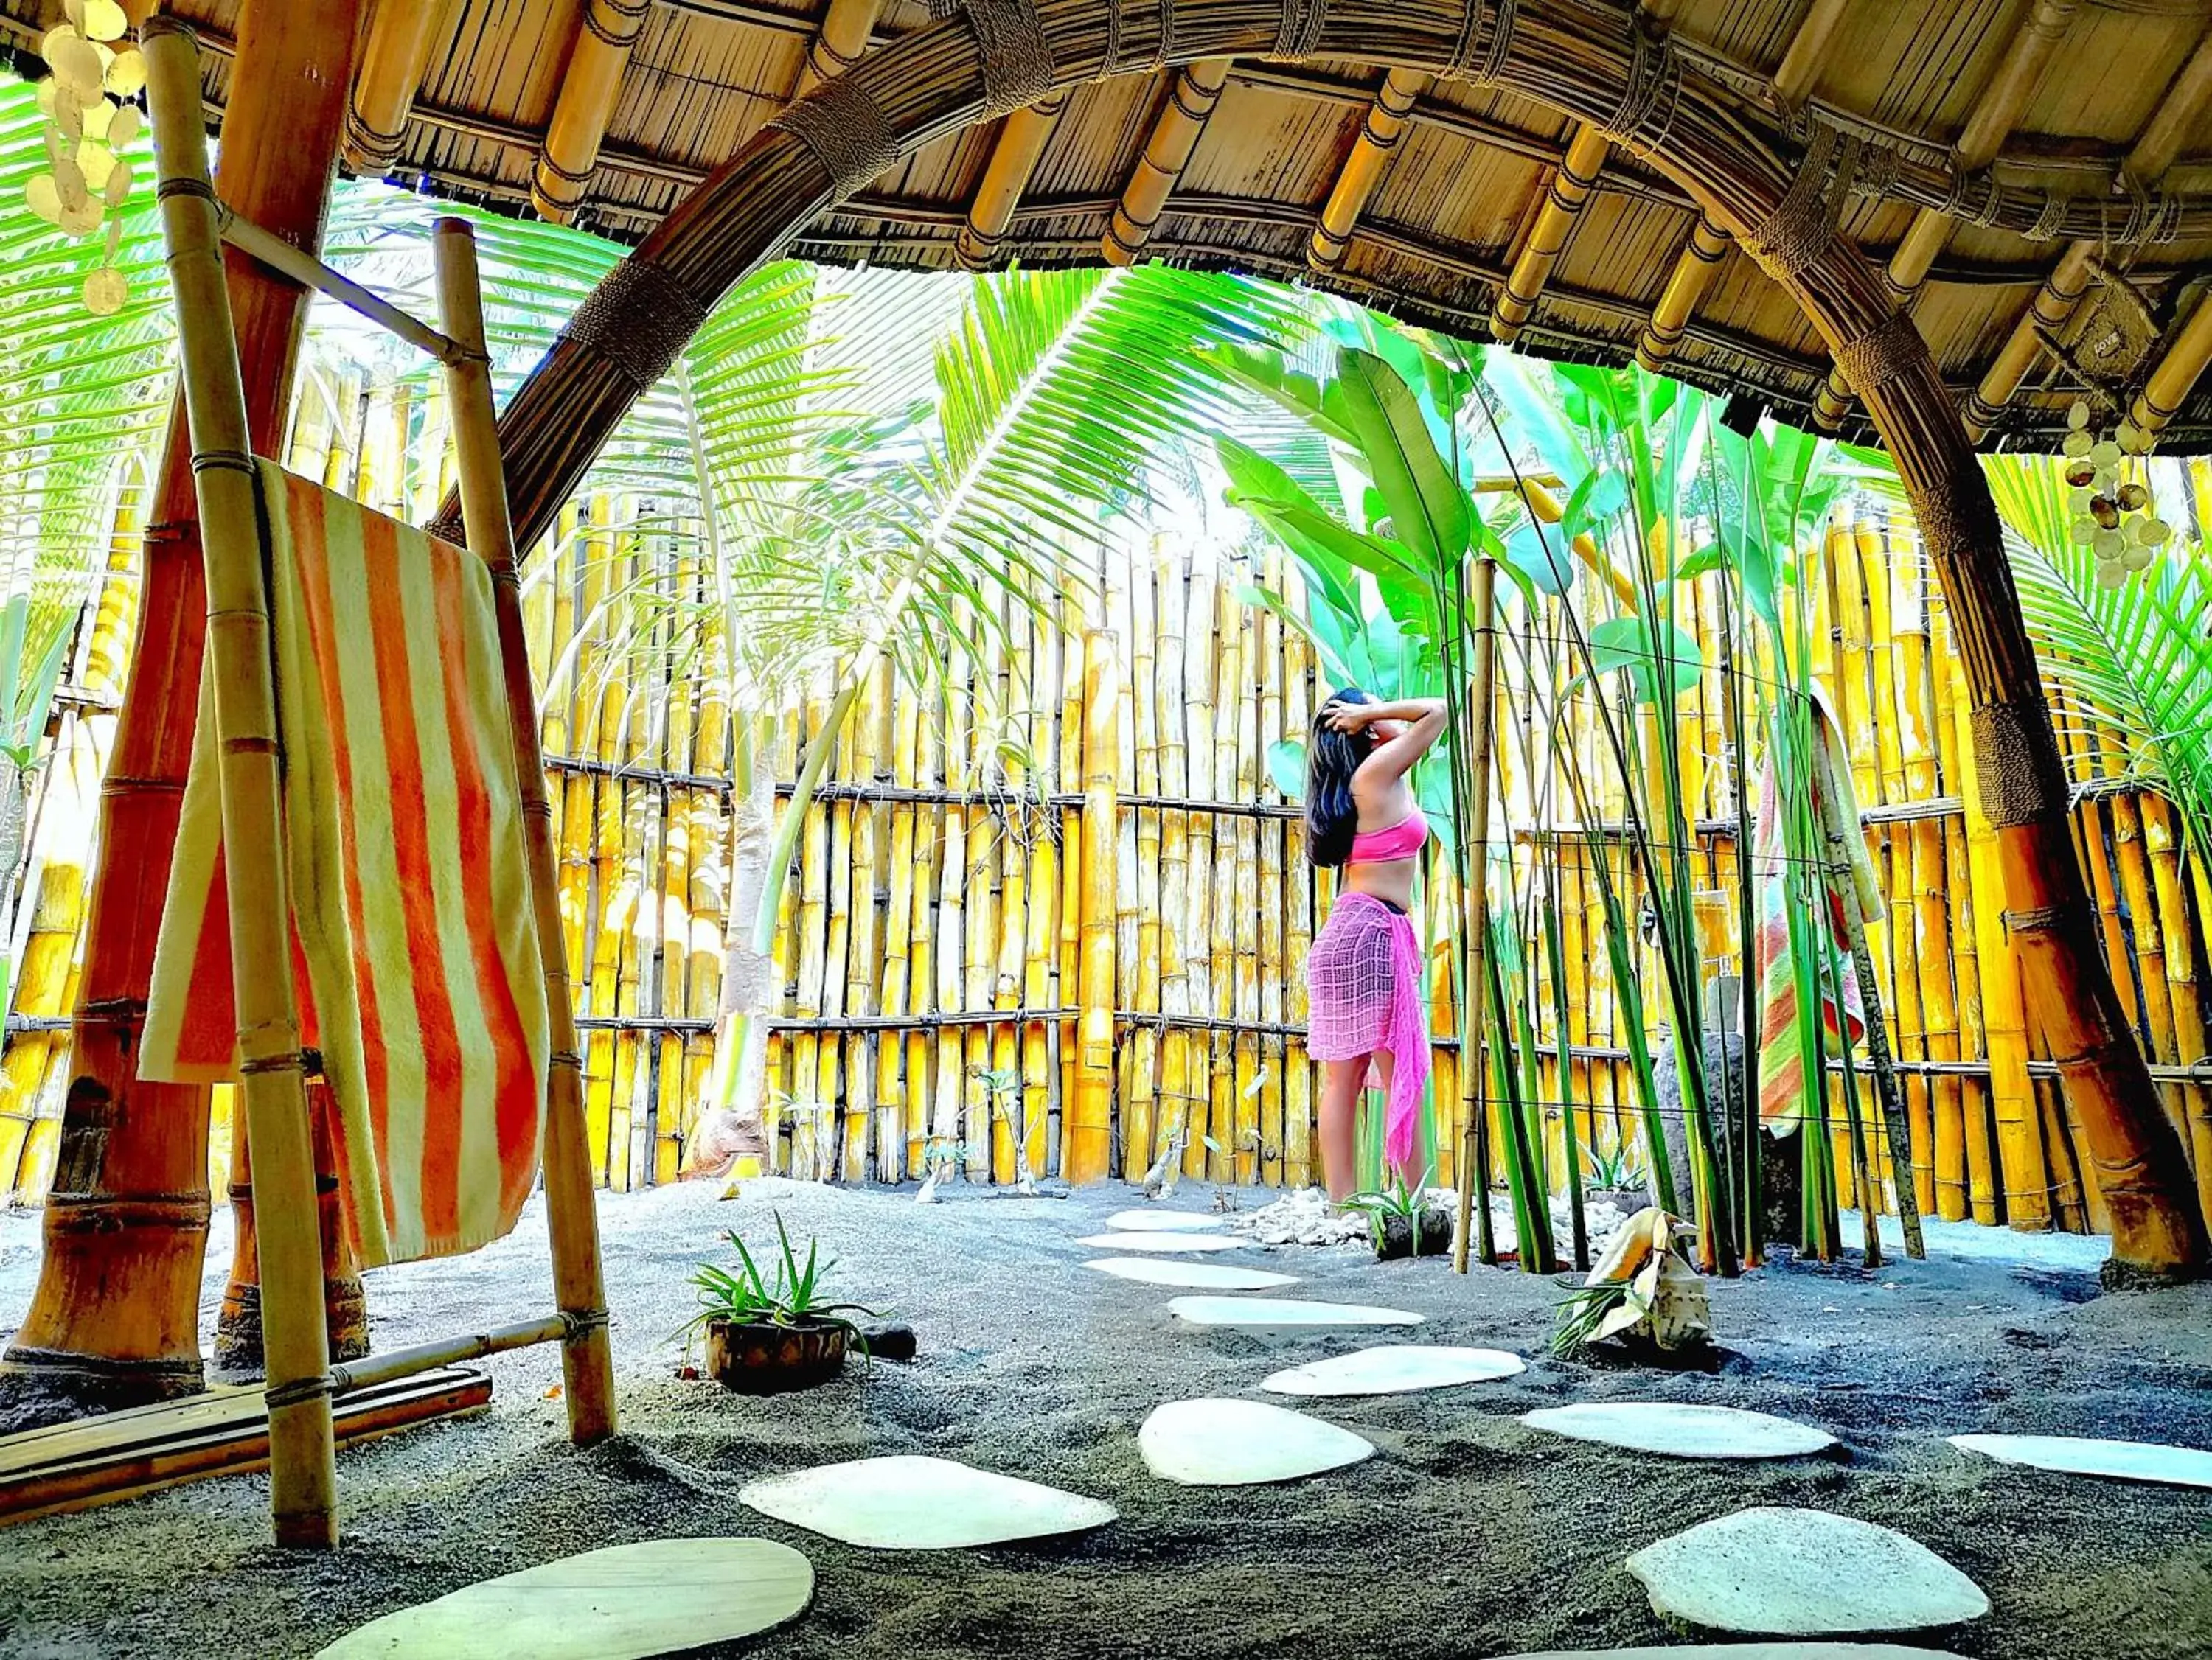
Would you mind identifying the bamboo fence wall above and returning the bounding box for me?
[4,401,2211,1237]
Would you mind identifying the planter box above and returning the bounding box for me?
[705,1317,849,1395]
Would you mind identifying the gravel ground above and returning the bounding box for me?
[3,1179,2211,1660]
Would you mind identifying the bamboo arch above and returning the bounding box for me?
[446,0,2190,1281]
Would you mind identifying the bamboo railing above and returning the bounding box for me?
[7,471,2211,1236]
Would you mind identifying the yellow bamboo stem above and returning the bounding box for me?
[1071,627,1119,1182]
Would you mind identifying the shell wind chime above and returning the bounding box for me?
[21,0,147,315]
[2063,399,2169,590]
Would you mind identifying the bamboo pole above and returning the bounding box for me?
[1155,543,1196,1186]
[1492,124,1610,342]
[343,0,443,173]
[793,0,885,95]
[1070,627,1119,1182]
[1130,565,1164,1176]
[1453,556,1500,1274]
[2143,798,2212,1224]
[533,0,649,223]
[1182,549,1217,1177]
[434,216,617,1445]
[142,18,337,1546]
[1308,69,1430,272]
[957,91,1071,270]
[1104,60,1231,266]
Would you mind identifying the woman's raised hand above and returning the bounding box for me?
[1321,702,1370,735]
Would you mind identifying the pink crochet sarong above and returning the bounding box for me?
[1305,892,1427,1168]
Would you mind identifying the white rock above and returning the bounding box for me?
[1082,1257,1300,1291]
[1263,1344,1525,1397]
[738,1455,1116,1549]
[1626,1507,1989,1635]
[1139,1398,1374,1486]
[315,1538,812,1659]
[1166,1295,1422,1331]
[1103,1209,1224,1232]
[1949,1432,2212,1490]
[1523,1402,1836,1460]
[1072,1231,1246,1253]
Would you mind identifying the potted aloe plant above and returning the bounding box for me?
[680,1214,881,1395]
[1345,1166,1453,1261]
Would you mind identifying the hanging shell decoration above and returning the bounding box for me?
[21,1,145,315]
[2063,397,2168,590]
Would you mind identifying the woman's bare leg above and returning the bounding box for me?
[1318,1057,1368,1201]
[1372,1048,1419,1192]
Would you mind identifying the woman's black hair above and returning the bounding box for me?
[1305,686,1376,868]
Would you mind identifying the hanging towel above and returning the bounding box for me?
[1753,689,1881,1137]
[140,462,549,1268]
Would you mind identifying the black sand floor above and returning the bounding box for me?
[3,1179,2210,1659]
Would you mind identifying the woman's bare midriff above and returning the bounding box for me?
[1343,857,1416,912]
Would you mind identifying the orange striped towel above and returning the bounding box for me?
[140,462,549,1268]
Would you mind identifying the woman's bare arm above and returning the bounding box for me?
[1326,697,1446,786]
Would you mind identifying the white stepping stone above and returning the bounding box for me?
[1626,1507,1990,1636]
[1140,1397,1375,1486]
[1167,1295,1422,1331]
[1494,1647,1965,1659]
[1263,1344,1524,1397]
[737,1455,1115,1550]
[1950,1432,2212,1490]
[1523,1402,1836,1460]
[1073,1231,1245,1254]
[1104,1209,1224,1232]
[1083,1257,1299,1291]
[316,1538,811,1659]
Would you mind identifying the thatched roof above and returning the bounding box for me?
[10,0,2212,449]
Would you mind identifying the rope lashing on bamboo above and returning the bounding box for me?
[1969,698,2073,826]
[1444,0,1517,81]
[1741,118,1863,283]
[767,74,899,201]
[1597,24,1681,155]
[2026,189,2072,244]
[928,0,1054,116]
[560,256,709,394]
[1152,0,1175,69]
[1271,0,1327,61]
[1941,167,2006,229]
[1831,310,1928,394]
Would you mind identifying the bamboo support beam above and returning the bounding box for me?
[433,218,619,1444]
[1308,68,1430,273]
[956,91,1071,271]
[1635,215,1731,373]
[1492,124,1610,343]
[1637,0,1834,376]
[2130,286,2212,442]
[1815,0,2081,430]
[142,18,338,1549]
[1966,21,2212,440]
[1104,60,1231,267]
[1771,0,1848,106]
[342,0,443,174]
[794,0,886,95]
[533,0,649,223]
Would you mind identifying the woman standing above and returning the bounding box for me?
[1302,688,1448,1200]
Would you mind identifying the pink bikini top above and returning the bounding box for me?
[1348,803,1430,865]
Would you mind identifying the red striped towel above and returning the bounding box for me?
[140,463,549,1267]
[1754,691,1882,1137]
